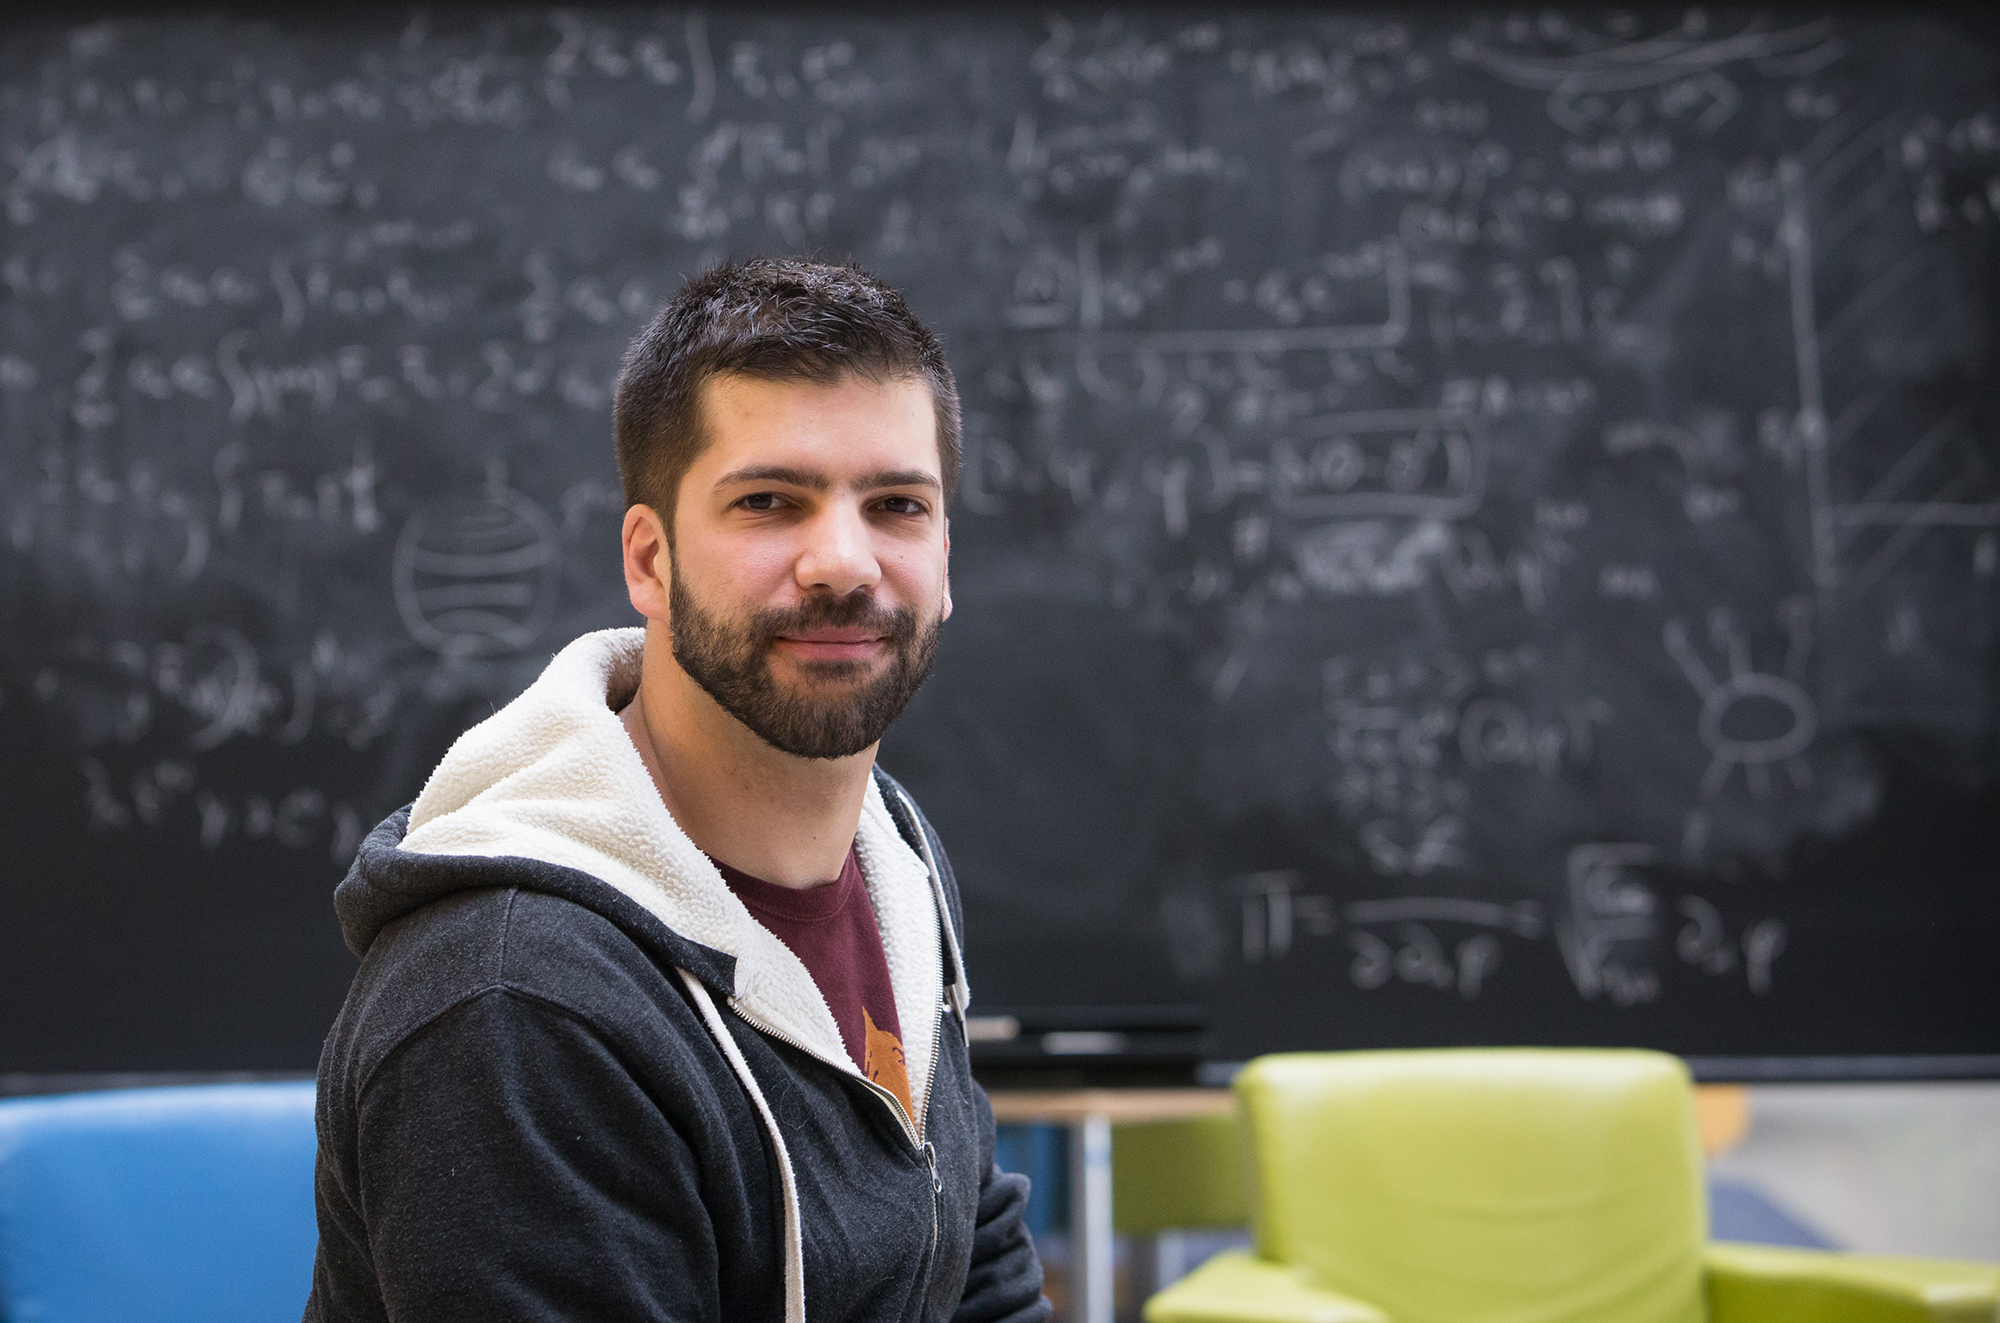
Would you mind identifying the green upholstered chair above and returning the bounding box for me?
[1145,1049,2000,1323]
[1115,1111,1255,1307]
[1114,1112,1251,1238]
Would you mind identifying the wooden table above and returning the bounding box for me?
[986,1089,1235,1323]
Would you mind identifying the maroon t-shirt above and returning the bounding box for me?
[713,846,913,1117]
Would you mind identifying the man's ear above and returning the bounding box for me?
[622,504,672,623]
[940,517,952,623]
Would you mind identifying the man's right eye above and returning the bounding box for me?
[739,492,781,511]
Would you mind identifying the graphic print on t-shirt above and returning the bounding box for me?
[864,1007,913,1116]
[712,846,917,1122]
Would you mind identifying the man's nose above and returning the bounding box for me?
[794,503,882,597]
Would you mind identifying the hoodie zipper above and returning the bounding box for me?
[730,1001,939,1150]
[741,783,959,1316]
[730,996,948,1316]
[914,1005,945,1323]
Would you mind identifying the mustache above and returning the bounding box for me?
[750,592,919,646]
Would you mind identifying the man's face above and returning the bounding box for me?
[664,372,951,759]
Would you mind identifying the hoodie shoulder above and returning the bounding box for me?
[327,841,738,1103]
[338,806,736,987]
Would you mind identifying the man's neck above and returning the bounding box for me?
[620,624,873,889]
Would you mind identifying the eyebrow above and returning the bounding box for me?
[712,465,941,493]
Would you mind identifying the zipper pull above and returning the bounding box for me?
[923,1140,941,1194]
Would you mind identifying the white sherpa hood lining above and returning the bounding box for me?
[396,627,953,1132]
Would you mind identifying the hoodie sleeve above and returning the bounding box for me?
[876,772,1052,1323]
[909,788,1052,1323]
[311,985,775,1323]
[954,1083,1055,1323]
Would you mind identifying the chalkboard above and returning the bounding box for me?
[2,6,1995,1081]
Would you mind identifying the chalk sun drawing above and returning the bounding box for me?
[1662,597,1817,802]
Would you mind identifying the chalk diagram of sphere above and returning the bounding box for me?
[393,481,561,659]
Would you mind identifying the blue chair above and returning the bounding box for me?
[0,1081,318,1323]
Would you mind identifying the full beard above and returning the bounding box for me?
[668,567,942,760]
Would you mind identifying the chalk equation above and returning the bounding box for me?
[1225,854,1786,1007]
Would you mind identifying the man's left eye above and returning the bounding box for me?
[879,496,926,515]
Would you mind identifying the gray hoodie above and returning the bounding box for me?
[305,629,1050,1323]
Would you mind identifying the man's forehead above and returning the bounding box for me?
[698,368,932,410]
[709,462,941,493]
[692,372,942,478]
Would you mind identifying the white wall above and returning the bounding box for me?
[1708,1082,2000,1261]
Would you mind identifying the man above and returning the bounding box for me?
[307,259,1050,1322]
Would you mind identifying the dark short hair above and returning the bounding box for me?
[613,258,960,531]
